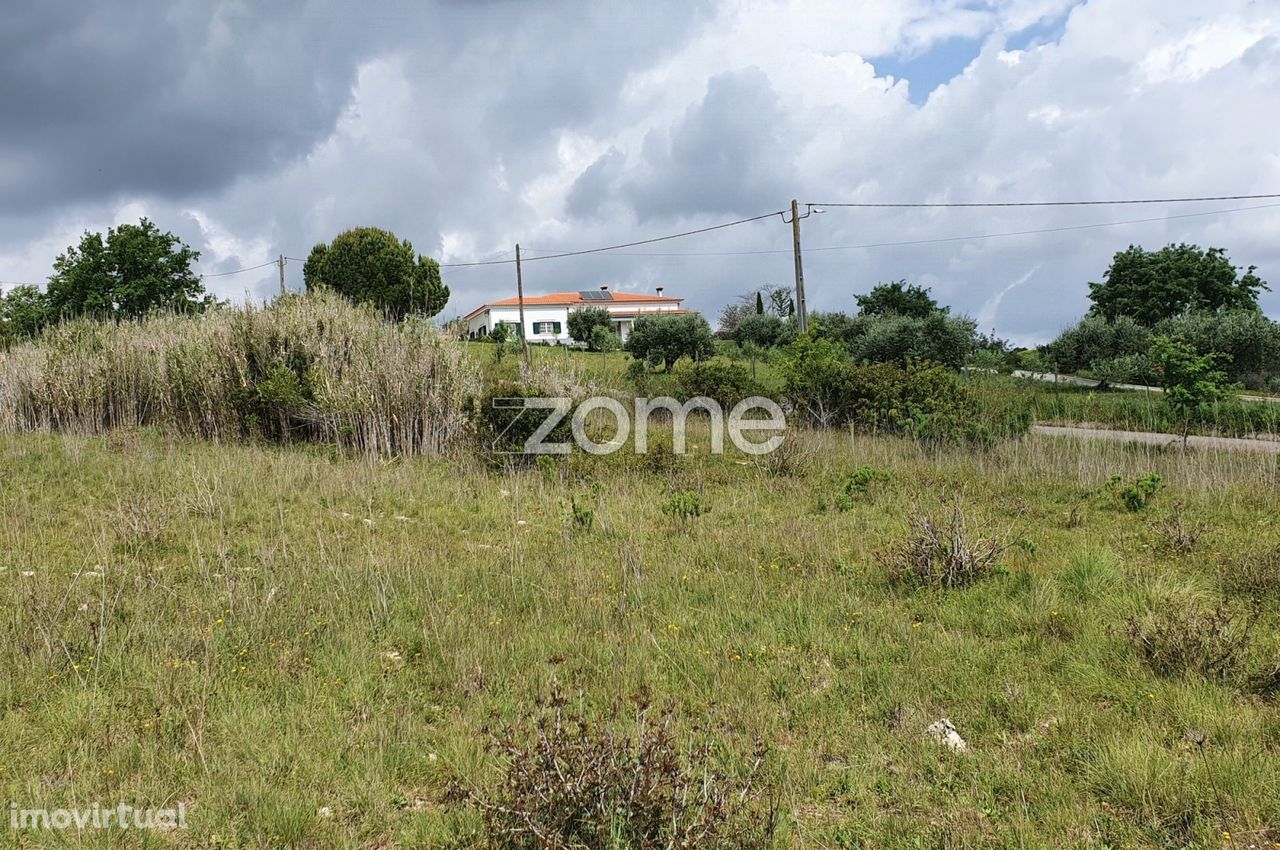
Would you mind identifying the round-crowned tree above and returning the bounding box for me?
[303,227,449,319]
[625,313,715,369]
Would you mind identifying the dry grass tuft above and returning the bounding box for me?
[882,501,1012,589]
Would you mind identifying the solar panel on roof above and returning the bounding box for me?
[579,290,613,301]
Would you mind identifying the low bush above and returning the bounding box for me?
[661,490,709,526]
[1105,473,1163,512]
[457,685,775,850]
[882,503,1012,589]
[780,338,1030,443]
[471,378,575,461]
[671,357,765,408]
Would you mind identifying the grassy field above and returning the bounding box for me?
[3,423,1279,848]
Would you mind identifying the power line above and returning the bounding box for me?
[808,193,1280,208]
[198,259,280,278]
[515,202,1280,259]
[437,209,786,267]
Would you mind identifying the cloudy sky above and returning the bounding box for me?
[2,0,1278,344]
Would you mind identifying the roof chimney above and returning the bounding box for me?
[656,286,664,296]
[599,285,608,291]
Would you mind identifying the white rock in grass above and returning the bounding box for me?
[20,571,36,578]
[925,719,967,752]
[317,806,333,819]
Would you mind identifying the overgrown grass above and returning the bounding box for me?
[2,427,1278,848]
[967,374,1280,438]
[0,293,479,458]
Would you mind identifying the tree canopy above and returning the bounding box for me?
[855,281,943,319]
[303,227,449,319]
[1088,244,1267,326]
[0,285,51,344]
[45,218,212,321]
[567,306,614,349]
[626,313,715,368]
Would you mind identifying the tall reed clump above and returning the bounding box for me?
[0,292,479,458]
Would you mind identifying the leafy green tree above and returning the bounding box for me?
[45,218,212,321]
[855,280,943,318]
[1156,310,1280,389]
[1089,244,1267,326]
[567,306,614,349]
[733,313,785,348]
[846,312,976,369]
[589,325,622,353]
[755,291,765,315]
[1043,315,1153,376]
[1,285,51,343]
[1150,335,1233,442]
[625,313,715,369]
[303,226,448,319]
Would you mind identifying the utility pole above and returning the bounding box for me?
[278,254,286,297]
[789,199,808,334]
[515,244,530,370]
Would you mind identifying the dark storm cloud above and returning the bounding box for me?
[0,2,384,210]
[621,68,796,221]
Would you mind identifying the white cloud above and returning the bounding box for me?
[4,0,1280,339]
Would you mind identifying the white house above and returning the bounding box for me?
[463,287,687,344]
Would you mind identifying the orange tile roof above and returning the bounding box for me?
[464,290,683,320]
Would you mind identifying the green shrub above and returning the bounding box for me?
[780,338,1030,443]
[846,312,978,370]
[671,357,764,408]
[472,380,574,461]
[732,314,786,349]
[1157,310,1280,389]
[661,491,708,525]
[1106,473,1163,512]
[843,466,891,496]
[626,314,716,368]
[589,325,622,353]
[1043,315,1152,375]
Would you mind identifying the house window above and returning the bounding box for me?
[533,321,562,335]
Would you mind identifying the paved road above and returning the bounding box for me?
[1009,370,1280,405]
[1033,424,1280,454]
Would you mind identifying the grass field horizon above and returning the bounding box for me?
[3,419,1278,848]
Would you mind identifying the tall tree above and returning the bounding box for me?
[855,280,942,319]
[1088,244,1267,326]
[0,284,51,342]
[304,227,449,319]
[46,218,212,321]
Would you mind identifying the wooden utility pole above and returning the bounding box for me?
[790,199,808,333]
[515,244,530,370]
[278,254,286,296]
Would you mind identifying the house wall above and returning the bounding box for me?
[467,306,571,343]
[466,301,684,343]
